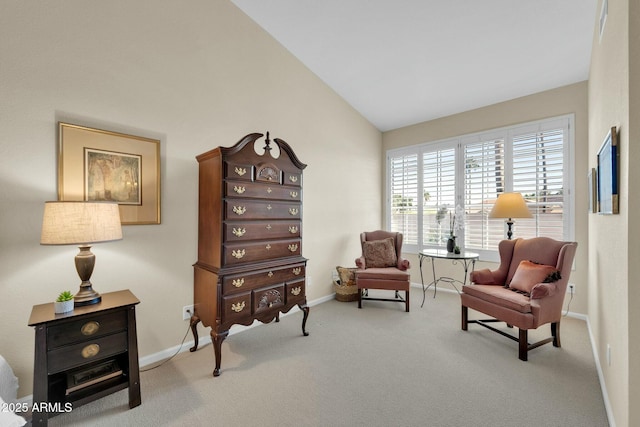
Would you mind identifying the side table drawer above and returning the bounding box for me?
[48,331,128,374]
[47,310,127,349]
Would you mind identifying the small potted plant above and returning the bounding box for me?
[54,291,74,314]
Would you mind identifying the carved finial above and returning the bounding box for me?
[263,131,272,152]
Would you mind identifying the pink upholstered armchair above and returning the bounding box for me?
[461,237,577,360]
[355,231,411,312]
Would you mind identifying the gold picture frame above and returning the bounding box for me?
[58,122,161,224]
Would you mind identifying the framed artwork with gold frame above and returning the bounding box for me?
[58,122,161,224]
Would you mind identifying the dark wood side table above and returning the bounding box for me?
[28,289,141,426]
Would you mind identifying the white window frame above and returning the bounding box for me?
[386,114,575,262]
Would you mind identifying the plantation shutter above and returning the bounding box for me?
[463,137,506,250]
[389,153,419,245]
[511,125,566,240]
[423,147,456,246]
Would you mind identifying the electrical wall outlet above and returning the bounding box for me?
[566,283,576,294]
[182,304,194,321]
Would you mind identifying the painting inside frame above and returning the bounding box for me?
[59,122,161,224]
[596,126,619,215]
[85,148,142,205]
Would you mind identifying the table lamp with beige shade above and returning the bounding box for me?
[40,201,122,306]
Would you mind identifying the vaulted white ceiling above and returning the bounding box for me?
[231,0,598,131]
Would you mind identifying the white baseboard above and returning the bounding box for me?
[140,294,333,368]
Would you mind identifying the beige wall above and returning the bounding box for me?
[383,82,590,315]
[0,0,382,397]
[589,0,636,426]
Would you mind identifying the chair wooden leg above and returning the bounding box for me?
[461,305,468,331]
[552,321,561,347]
[358,288,362,309]
[405,290,410,312]
[518,329,528,361]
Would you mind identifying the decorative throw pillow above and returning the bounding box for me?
[509,260,559,294]
[336,266,356,286]
[363,237,397,268]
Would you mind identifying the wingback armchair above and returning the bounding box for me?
[461,237,577,360]
[355,231,411,312]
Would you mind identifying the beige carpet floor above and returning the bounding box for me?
[46,288,608,427]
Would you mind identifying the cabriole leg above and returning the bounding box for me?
[211,329,229,377]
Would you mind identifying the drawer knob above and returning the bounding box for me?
[288,244,298,252]
[267,271,274,277]
[232,227,246,237]
[289,175,298,183]
[266,244,271,250]
[233,278,244,288]
[289,226,298,234]
[266,224,272,230]
[291,286,302,296]
[234,167,247,176]
[232,249,245,259]
[267,187,273,194]
[233,206,246,215]
[290,191,298,198]
[267,204,272,210]
[289,208,299,216]
[81,343,100,359]
[80,321,100,336]
[233,185,246,194]
[231,301,246,313]
[293,267,302,275]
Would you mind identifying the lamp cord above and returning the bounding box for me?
[563,286,574,317]
[140,314,193,373]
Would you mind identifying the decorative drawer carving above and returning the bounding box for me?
[224,162,253,181]
[224,200,301,220]
[47,310,127,349]
[223,239,302,265]
[222,263,306,295]
[253,285,285,315]
[224,180,302,201]
[47,331,128,374]
[223,220,301,241]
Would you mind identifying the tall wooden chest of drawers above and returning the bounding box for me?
[190,132,309,376]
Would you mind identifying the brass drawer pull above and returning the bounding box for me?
[289,226,298,234]
[288,244,298,252]
[232,227,246,237]
[233,206,246,215]
[81,343,100,359]
[289,175,298,183]
[235,167,247,176]
[231,301,246,313]
[233,185,246,194]
[233,278,244,288]
[80,321,100,336]
[232,249,245,259]
[291,286,302,296]
[290,191,298,198]
[293,267,301,275]
[289,208,299,216]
